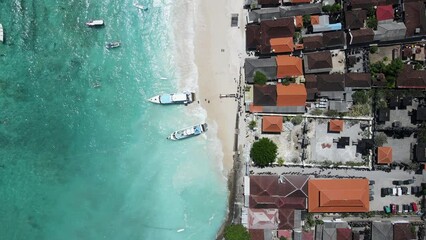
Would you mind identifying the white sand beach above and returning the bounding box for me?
[194,0,246,172]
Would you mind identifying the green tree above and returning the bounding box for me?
[415,62,423,70]
[370,46,378,54]
[280,237,288,240]
[302,14,311,28]
[374,132,388,147]
[331,3,341,13]
[367,16,377,29]
[224,224,250,240]
[250,138,278,167]
[352,90,369,104]
[322,5,332,12]
[253,71,267,85]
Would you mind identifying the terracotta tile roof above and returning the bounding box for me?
[249,195,307,209]
[345,73,372,88]
[270,37,294,53]
[348,28,374,45]
[306,51,332,70]
[404,1,426,37]
[249,229,265,240]
[397,65,426,89]
[248,208,279,229]
[276,83,307,107]
[295,16,303,28]
[393,223,416,240]
[302,230,315,240]
[316,74,345,91]
[249,103,264,113]
[329,119,344,133]
[262,116,283,133]
[345,10,367,29]
[250,175,282,196]
[260,18,295,54]
[311,15,320,25]
[308,179,369,212]
[377,146,392,164]
[376,5,394,21]
[246,24,261,50]
[322,31,345,47]
[278,209,295,229]
[337,228,352,240]
[276,55,303,78]
[253,85,277,106]
[303,35,324,50]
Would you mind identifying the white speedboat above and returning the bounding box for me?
[133,2,147,10]
[106,41,120,49]
[167,123,208,140]
[86,20,104,27]
[148,92,194,105]
[0,24,3,42]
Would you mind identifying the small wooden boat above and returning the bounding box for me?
[105,41,121,49]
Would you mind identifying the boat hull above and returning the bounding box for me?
[148,92,194,105]
[167,123,208,140]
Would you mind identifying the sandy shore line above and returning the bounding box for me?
[194,0,245,173]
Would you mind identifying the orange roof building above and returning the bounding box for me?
[311,15,320,25]
[294,16,303,28]
[308,178,369,212]
[276,84,307,106]
[377,146,392,164]
[262,116,283,133]
[270,37,294,53]
[276,55,303,78]
[329,120,344,133]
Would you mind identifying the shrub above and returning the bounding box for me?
[224,224,250,240]
[291,115,303,125]
[277,157,285,166]
[370,46,378,54]
[248,120,257,130]
[311,109,323,116]
[250,138,278,167]
[352,90,369,104]
[253,71,267,85]
[324,110,339,117]
[302,14,311,28]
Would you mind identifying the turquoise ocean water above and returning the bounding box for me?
[0,0,227,239]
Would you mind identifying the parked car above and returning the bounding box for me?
[393,180,404,185]
[412,186,418,194]
[403,204,409,213]
[401,186,408,195]
[384,205,391,214]
[403,179,414,185]
[369,180,375,185]
[397,187,402,196]
[408,204,413,212]
[392,188,397,196]
[391,204,397,214]
[397,204,401,213]
[370,195,374,201]
[411,202,418,212]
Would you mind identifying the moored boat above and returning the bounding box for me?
[148,92,194,105]
[106,41,120,49]
[86,20,104,27]
[133,2,147,10]
[167,123,208,140]
[0,24,3,42]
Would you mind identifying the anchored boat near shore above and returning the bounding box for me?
[86,20,104,27]
[106,41,120,49]
[148,92,194,105]
[167,123,208,140]
[0,24,3,42]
